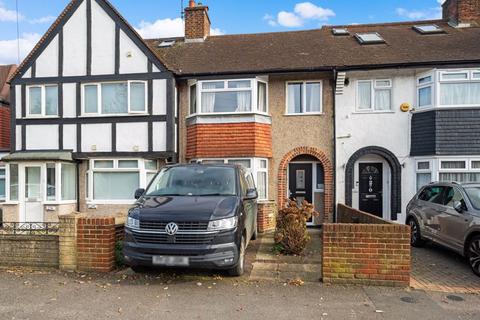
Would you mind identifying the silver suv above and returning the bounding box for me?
[406,182,480,277]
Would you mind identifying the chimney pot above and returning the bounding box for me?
[189,0,195,8]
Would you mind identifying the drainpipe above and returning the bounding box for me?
[332,69,338,223]
[76,162,80,212]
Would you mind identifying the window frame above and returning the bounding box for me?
[439,159,468,172]
[26,84,59,118]
[0,166,5,202]
[189,78,269,116]
[81,80,148,116]
[285,80,323,115]
[355,79,392,112]
[416,72,434,109]
[437,69,480,108]
[87,159,158,204]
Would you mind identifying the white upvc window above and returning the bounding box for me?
[436,157,480,184]
[194,157,269,200]
[286,81,322,115]
[87,159,158,203]
[26,84,58,117]
[189,78,268,115]
[0,166,5,202]
[416,72,434,108]
[415,160,432,191]
[356,79,392,111]
[82,81,147,116]
[438,69,480,107]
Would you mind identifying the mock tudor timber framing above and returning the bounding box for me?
[8,0,177,160]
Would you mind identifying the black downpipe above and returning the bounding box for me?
[332,69,338,223]
[76,161,80,212]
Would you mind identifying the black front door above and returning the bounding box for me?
[359,163,383,217]
[289,163,313,206]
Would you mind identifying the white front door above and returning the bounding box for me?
[24,166,43,222]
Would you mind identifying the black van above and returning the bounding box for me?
[123,164,258,276]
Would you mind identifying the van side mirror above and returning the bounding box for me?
[134,188,145,200]
[453,200,465,213]
[244,188,258,200]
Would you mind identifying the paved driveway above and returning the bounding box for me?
[411,242,480,294]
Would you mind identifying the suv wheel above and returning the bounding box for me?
[408,218,425,247]
[467,235,480,277]
[228,235,246,277]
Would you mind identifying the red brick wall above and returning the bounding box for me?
[443,0,480,25]
[0,104,10,150]
[186,123,272,159]
[185,6,210,39]
[322,205,411,287]
[76,217,116,272]
[337,204,390,225]
[257,201,277,233]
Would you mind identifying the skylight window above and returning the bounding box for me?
[413,24,444,34]
[355,32,385,44]
[332,28,349,36]
[158,40,176,48]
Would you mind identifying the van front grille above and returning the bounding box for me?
[132,231,214,245]
[139,221,209,231]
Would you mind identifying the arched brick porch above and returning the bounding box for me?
[277,146,334,222]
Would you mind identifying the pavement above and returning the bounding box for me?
[1,232,480,320]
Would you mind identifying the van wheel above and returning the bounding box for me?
[228,236,246,277]
[408,218,425,247]
[467,235,480,277]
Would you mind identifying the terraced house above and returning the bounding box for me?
[2,0,480,228]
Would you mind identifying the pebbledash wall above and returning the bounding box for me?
[322,204,411,287]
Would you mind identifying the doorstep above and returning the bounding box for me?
[249,229,323,283]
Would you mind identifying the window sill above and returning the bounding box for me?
[44,201,77,205]
[87,200,136,205]
[283,112,324,116]
[412,105,480,113]
[352,110,395,114]
[187,112,269,118]
[80,113,149,118]
[23,116,59,119]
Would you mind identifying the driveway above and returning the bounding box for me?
[411,242,480,294]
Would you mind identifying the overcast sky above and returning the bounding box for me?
[0,0,445,65]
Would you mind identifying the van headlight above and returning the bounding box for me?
[208,217,238,231]
[127,216,140,229]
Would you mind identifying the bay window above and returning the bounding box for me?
[26,85,58,117]
[416,160,432,191]
[88,159,158,202]
[356,79,391,111]
[417,158,480,187]
[82,81,147,115]
[0,167,5,201]
[189,78,268,115]
[194,158,269,200]
[9,164,18,201]
[286,81,322,114]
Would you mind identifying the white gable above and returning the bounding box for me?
[36,35,59,77]
[63,0,87,76]
[91,0,116,75]
[119,29,148,74]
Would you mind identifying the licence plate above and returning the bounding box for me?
[152,256,189,266]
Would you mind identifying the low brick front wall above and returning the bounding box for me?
[0,234,59,268]
[77,217,116,272]
[257,201,277,233]
[322,204,411,287]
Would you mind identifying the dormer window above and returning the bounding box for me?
[355,32,385,44]
[189,78,268,115]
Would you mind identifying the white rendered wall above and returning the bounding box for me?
[91,0,115,75]
[63,0,87,76]
[35,35,59,77]
[26,125,59,150]
[335,69,420,223]
[152,122,167,152]
[63,124,77,152]
[152,79,166,115]
[15,86,21,118]
[119,30,148,74]
[15,126,21,151]
[63,83,77,118]
[116,122,148,152]
[82,123,111,152]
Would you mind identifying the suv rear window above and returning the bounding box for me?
[465,187,480,210]
[418,186,445,204]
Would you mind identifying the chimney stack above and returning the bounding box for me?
[184,0,211,42]
[443,0,480,27]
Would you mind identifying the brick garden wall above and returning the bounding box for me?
[0,234,59,268]
[257,201,277,233]
[76,217,116,272]
[322,204,411,287]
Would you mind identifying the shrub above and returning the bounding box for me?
[115,241,125,268]
[274,199,318,255]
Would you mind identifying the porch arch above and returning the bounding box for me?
[277,146,333,222]
[344,146,402,220]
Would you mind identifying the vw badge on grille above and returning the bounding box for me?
[165,222,179,235]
